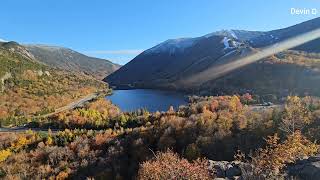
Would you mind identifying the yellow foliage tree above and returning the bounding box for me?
[0,149,12,162]
[280,96,312,134]
[252,131,318,177]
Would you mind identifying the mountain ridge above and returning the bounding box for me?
[25,44,121,80]
[105,17,320,98]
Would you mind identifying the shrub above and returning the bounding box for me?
[137,150,212,180]
[185,143,201,161]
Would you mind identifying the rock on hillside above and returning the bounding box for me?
[208,160,242,179]
[0,41,35,60]
[208,155,320,180]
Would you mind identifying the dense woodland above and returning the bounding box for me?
[1,94,320,179]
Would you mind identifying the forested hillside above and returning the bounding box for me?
[25,45,121,80]
[0,42,108,127]
[1,94,320,179]
[197,50,320,100]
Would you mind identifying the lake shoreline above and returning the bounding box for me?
[106,89,188,112]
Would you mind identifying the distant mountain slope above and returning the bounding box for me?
[106,31,252,88]
[105,17,320,98]
[25,45,121,80]
[198,51,320,99]
[249,17,320,52]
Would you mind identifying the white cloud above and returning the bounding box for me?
[0,38,8,42]
[85,49,144,55]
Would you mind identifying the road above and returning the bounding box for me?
[0,127,60,133]
[0,92,100,133]
[40,92,99,118]
[247,104,283,111]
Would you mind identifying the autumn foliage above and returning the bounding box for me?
[0,45,107,126]
[280,96,312,134]
[51,98,121,129]
[252,131,318,177]
[1,95,320,179]
[137,150,212,180]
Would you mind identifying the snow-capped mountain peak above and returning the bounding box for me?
[205,29,238,39]
[221,35,244,50]
[222,37,231,49]
[144,37,199,54]
[143,29,264,55]
[229,30,238,39]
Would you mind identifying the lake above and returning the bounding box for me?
[106,89,188,112]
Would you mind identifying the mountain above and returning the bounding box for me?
[0,41,108,123]
[105,17,320,98]
[25,44,121,80]
[249,17,320,52]
[106,31,251,88]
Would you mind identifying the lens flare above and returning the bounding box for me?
[180,28,320,86]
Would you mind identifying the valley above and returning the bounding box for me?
[1,15,320,180]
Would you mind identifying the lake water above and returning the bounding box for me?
[106,89,188,112]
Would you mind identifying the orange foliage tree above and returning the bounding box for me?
[252,131,318,177]
[137,150,212,180]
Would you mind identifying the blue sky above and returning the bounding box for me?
[1,0,319,65]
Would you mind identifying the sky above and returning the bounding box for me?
[0,0,319,65]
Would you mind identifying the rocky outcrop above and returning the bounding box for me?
[37,70,44,76]
[1,72,12,92]
[208,160,242,179]
[286,155,320,180]
[2,41,36,60]
[209,155,320,180]
[44,71,51,76]
[34,70,51,77]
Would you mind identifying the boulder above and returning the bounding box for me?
[286,155,320,180]
[44,71,51,76]
[209,160,242,179]
[226,163,242,178]
[37,70,43,76]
